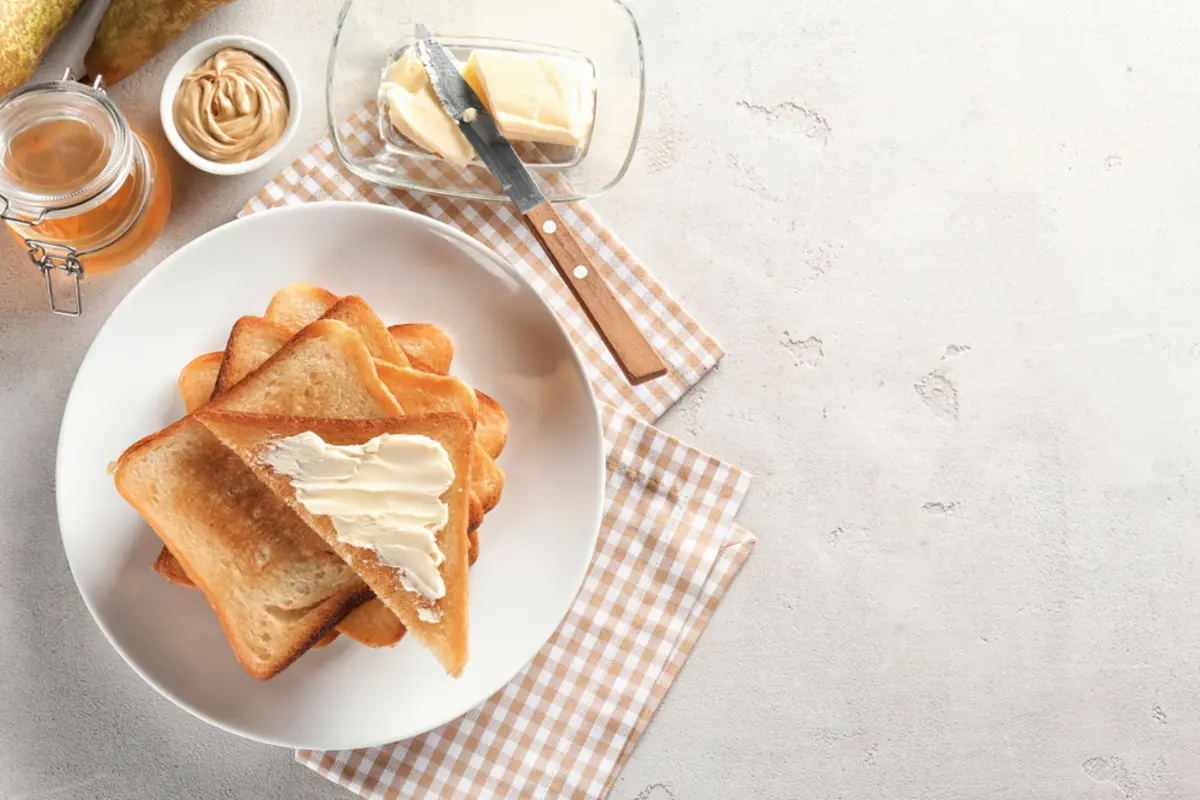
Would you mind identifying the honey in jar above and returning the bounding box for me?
[0,79,171,315]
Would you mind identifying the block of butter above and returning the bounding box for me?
[380,50,474,167]
[380,47,597,166]
[463,50,596,148]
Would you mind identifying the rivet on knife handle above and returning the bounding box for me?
[523,202,668,385]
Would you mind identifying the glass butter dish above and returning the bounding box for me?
[327,0,644,202]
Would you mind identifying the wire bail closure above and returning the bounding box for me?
[27,240,84,316]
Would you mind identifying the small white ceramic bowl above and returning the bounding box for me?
[160,35,302,176]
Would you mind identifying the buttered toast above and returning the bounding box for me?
[161,315,492,650]
[121,320,408,676]
[158,300,497,569]
[134,284,508,673]
[199,411,475,676]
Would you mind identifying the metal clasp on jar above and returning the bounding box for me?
[26,239,84,317]
[0,195,84,317]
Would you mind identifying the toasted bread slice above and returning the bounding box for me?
[263,283,338,333]
[153,545,195,586]
[336,599,407,648]
[154,320,408,600]
[214,317,292,395]
[161,326,506,584]
[213,319,404,418]
[198,412,474,676]
[166,316,373,581]
[178,352,223,412]
[115,417,372,679]
[472,445,505,512]
[313,630,339,648]
[215,299,414,401]
[475,391,509,459]
[324,297,412,368]
[373,360,477,421]
[375,361,502,518]
[160,317,504,645]
[210,300,405,404]
[388,323,454,374]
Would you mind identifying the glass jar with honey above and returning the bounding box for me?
[0,75,172,315]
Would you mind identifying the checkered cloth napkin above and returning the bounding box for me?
[240,112,757,798]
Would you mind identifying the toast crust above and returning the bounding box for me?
[388,323,454,374]
[475,391,509,458]
[214,316,292,396]
[263,283,338,333]
[324,296,413,368]
[178,352,223,413]
[328,528,480,648]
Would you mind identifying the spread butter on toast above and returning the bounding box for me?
[197,411,474,677]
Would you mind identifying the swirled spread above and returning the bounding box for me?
[173,48,288,164]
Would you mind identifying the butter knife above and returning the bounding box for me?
[414,24,667,386]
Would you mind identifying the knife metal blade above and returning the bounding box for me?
[414,24,545,213]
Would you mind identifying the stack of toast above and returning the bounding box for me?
[113,284,508,679]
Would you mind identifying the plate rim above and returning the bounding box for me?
[56,201,605,750]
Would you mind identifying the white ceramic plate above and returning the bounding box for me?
[57,203,604,751]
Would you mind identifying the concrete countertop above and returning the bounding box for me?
[4,1,1200,798]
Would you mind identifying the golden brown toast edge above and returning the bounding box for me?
[213,316,292,395]
[388,323,454,374]
[177,352,223,413]
[323,296,413,368]
[475,391,509,459]
[263,283,338,333]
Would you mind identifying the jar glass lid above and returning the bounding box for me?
[0,81,131,222]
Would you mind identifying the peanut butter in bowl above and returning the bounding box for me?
[172,48,289,164]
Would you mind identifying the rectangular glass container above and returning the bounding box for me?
[326,0,644,202]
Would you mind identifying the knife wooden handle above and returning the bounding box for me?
[522,202,668,386]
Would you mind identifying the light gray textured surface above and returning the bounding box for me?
[3,0,1200,798]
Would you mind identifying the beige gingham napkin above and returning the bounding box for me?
[297,407,752,798]
[241,115,757,798]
